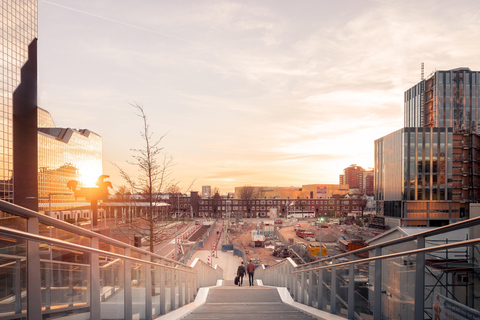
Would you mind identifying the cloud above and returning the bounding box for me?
[39,0,480,193]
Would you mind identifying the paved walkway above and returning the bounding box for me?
[187,223,242,280]
[161,225,346,320]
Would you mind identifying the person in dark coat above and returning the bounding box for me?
[236,261,246,286]
[247,259,255,286]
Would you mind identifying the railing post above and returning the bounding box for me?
[187,272,193,303]
[293,272,298,301]
[348,254,355,319]
[45,258,51,310]
[289,264,294,293]
[414,236,426,320]
[317,268,323,310]
[124,248,132,320]
[374,247,382,320]
[170,269,176,311]
[27,217,42,320]
[308,270,313,306]
[330,266,337,314]
[159,266,166,315]
[14,259,21,314]
[300,269,306,304]
[145,255,152,320]
[178,269,184,308]
[90,237,100,320]
[68,265,74,307]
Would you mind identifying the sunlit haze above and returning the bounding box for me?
[37,0,480,194]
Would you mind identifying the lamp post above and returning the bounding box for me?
[227,197,233,230]
[175,194,179,260]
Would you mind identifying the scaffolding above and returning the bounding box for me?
[423,239,480,319]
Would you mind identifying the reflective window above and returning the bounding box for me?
[0,0,37,201]
[37,109,102,211]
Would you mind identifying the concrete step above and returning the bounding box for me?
[182,303,319,319]
[181,286,320,320]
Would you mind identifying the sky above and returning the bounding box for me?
[37,0,480,194]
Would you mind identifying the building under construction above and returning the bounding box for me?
[375,67,480,227]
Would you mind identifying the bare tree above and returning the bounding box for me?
[166,182,196,219]
[212,191,222,218]
[237,186,262,218]
[113,103,180,253]
[359,194,369,218]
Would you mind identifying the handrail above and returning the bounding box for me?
[305,215,480,265]
[0,201,223,319]
[0,199,187,267]
[0,226,196,274]
[257,217,480,320]
[292,237,480,274]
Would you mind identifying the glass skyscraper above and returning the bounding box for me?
[405,68,480,133]
[376,67,480,227]
[2,1,103,214]
[1,0,37,202]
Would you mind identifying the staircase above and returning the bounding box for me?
[181,282,320,320]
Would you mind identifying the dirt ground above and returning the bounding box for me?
[227,222,282,266]
[228,220,386,265]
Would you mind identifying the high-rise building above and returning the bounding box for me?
[405,68,480,132]
[340,165,373,195]
[1,2,103,214]
[1,0,38,202]
[376,67,480,227]
[202,186,211,198]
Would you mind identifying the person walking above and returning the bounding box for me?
[236,261,246,286]
[247,259,255,286]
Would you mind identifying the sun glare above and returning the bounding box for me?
[79,164,102,187]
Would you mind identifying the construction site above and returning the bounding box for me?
[225,217,388,266]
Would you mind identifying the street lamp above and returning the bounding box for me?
[175,193,179,260]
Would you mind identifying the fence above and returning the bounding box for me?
[180,221,217,264]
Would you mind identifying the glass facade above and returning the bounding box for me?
[375,127,457,225]
[37,108,102,211]
[0,0,37,201]
[375,128,453,201]
[405,68,480,133]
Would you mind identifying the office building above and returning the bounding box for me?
[375,67,480,227]
[405,68,480,132]
[33,108,103,213]
[1,2,103,214]
[1,0,37,202]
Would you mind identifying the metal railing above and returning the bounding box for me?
[180,221,217,264]
[256,216,480,320]
[0,200,222,320]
